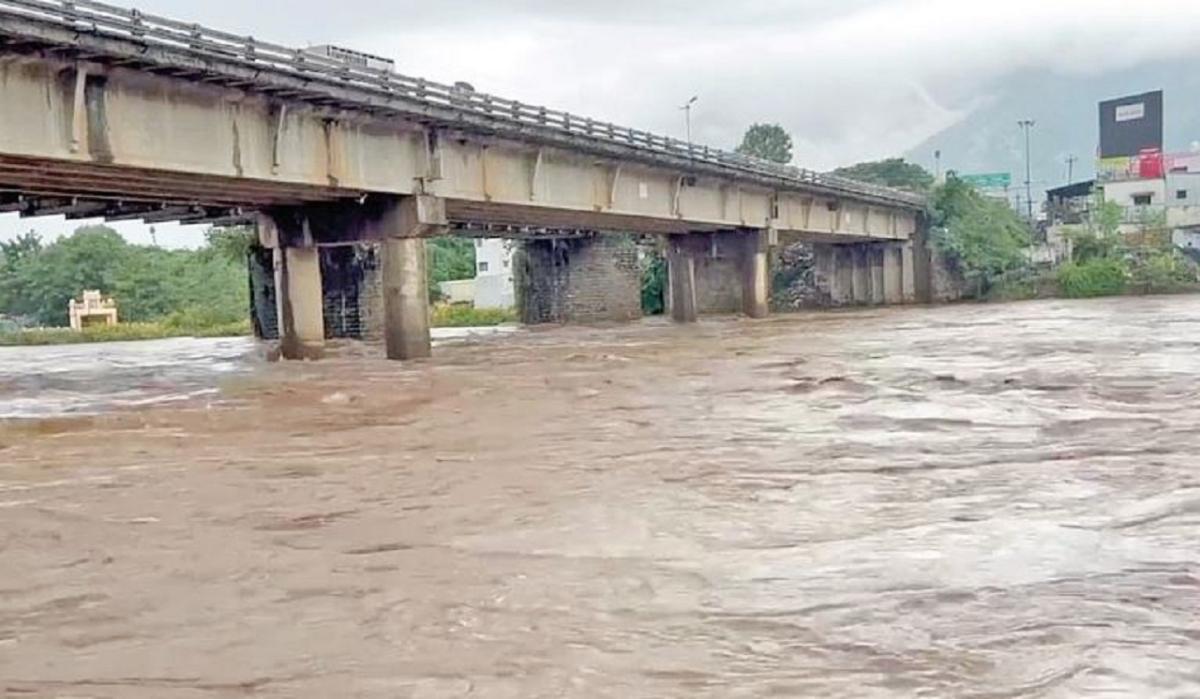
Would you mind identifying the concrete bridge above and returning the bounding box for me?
[0,0,930,360]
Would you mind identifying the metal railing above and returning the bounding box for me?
[0,0,926,208]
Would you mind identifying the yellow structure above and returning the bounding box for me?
[68,290,118,331]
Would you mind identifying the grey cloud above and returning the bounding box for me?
[129,0,1200,170]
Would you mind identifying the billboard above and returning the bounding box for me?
[1099,90,1163,159]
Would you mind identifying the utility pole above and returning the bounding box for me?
[1018,119,1036,221]
[1065,155,1078,184]
[679,95,698,145]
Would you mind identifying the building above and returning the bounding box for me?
[1046,180,1096,226]
[1045,91,1200,252]
[473,238,516,309]
[68,290,118,330]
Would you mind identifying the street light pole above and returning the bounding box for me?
[1066,155,1078,184]
[679,95,698,145]
[1018,119,1036,221]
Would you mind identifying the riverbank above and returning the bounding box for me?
[0,305,517,346]
[0,320,251,346]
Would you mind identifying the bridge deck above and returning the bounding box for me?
[0,0,925,219]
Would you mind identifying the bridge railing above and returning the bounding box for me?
[0,0,926,208]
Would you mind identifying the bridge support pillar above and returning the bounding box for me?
[741,230,770,319]
[381,237,432,361]
[666,235,698,323]
[869,246,886,305]
[668,230,770,319]
[901,241,918,303]
[274,244,325,360]
[851,245,872,305]
[883,244,904,304]
[830,245,855,306]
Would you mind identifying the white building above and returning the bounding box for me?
[473,238,516,309]
[1102,172,1200,231]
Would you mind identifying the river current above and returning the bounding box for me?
[1,296,1198,697]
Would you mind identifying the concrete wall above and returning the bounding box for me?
[929,248,970,303]
[515,235,642,324]
[693,234,745,315]
[437,279,476,304]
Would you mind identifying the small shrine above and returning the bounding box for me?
[68,290,118,330]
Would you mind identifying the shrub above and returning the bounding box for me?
[640,253,666,315]
[1129,248,1197,293]
[1057,258,1128,298]
[431,304,515,328]
[0,319,250,346]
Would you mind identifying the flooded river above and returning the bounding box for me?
[1,296,1198,697]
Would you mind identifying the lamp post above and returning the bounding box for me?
[680,95,698,145]
[1018,119,1036,220]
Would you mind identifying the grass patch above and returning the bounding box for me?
[0,319,250,346]
[1057,258,1128,298]
[431,304,516,328]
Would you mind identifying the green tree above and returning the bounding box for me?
[930,176,1032,292]
[0,231,42,267]
[426,237,477,300]
[736,123,793,164]
[832,158,934,192]
[0,224,251,327]
[204,226,256,266]
[0,227,130,325]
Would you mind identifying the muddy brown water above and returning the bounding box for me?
[1,296,1199,698]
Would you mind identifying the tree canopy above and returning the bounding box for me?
[736,123,793,164]
[831,158,935,192]
[0,226,248,327]
[929,176,1031,287]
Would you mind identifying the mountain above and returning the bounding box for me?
[905,59,1200,198]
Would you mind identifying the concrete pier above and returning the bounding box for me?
[883,244,904,304]
[833,245,855,306]
[381,237,431,360]
[851,246,871,305]
[666,231,771,320]
[901,241,918,303]
[275,245,325,360]
[517,236,641,324]
[667,236,698,323]
[869,246,886,305]
[742,230,770,319]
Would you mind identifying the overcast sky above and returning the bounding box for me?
[5,0,1200,248]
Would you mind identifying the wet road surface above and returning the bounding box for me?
[1,296,1199,697]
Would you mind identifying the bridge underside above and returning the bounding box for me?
[0,5,930,363]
